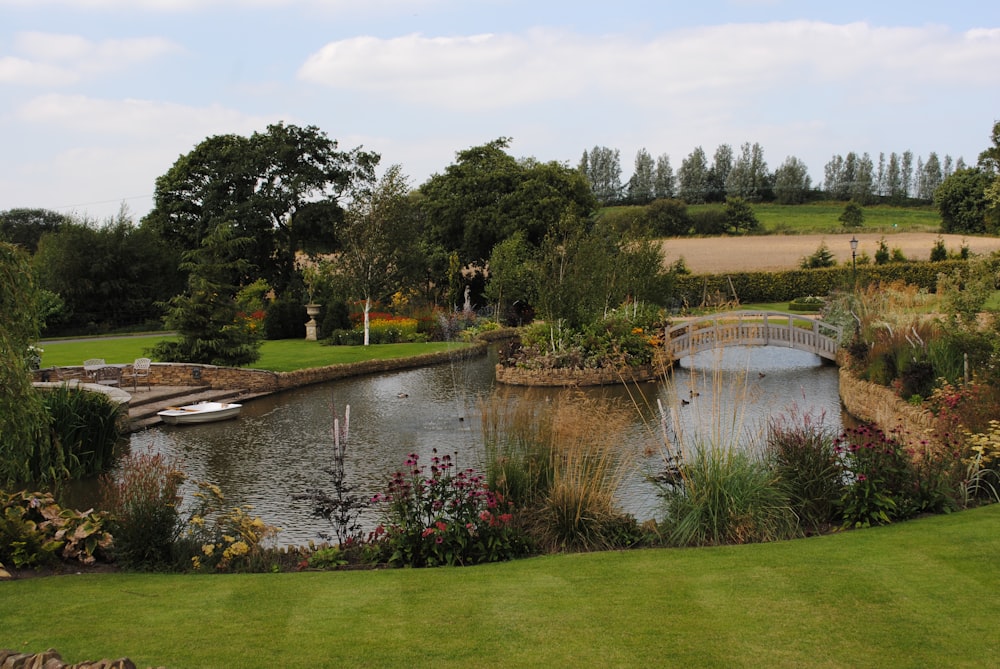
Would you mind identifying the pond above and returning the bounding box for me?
[129,345,844,547]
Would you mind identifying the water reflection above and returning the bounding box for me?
[131,345,843,546]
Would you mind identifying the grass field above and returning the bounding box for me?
[742,202,941,234]
[37,336,474,373]
[3,504,998,668]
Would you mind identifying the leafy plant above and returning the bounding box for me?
[307,545,348,569]
[834,424,960,528]
[99,447,185,570]
[483,391,641,552]
[765,411,843,532]
[0,242,50,486]
[180,481,281,572]
[368,451,528,567]
[0,490,112,568]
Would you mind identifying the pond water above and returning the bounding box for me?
[129,345,844,547]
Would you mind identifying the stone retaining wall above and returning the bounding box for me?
[838,365,945,451]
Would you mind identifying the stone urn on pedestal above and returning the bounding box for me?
[305,304,321,341]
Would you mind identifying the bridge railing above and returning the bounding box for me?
[664,311,842,361]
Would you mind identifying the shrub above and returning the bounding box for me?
[656,445,798,546]
[482,393,553,511]
[765,413,843,532]
[834,424,960,528]
[368,451,529,567]
[961,420,1000,504]
[99,448,184,570]
[788,296,825,312]
[0,490,112,569]
[531,395,639,552]
[800,242,837,269]
[177,481,281,573]
[264,295,306,340]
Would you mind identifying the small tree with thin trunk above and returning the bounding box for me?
[325,165,421,345]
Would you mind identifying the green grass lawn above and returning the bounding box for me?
[36,336,473,373]
[3,505,998,668]
[746,202,941,234]
[600,202,942,236]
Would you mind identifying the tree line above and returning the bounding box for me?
[580,143,968,207]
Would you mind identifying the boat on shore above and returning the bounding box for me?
[157,401,242,425]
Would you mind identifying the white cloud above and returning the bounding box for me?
[0,56,77,86]
[2,32,181,85]
[6,95,280,219]
[298,22,1000,112]
[18,94,268,139]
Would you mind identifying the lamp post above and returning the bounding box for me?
[849,236,858,285]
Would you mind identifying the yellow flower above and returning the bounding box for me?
[202,543,215,556]
[223,541,250,560]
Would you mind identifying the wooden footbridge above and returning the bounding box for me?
[664,311,843,363]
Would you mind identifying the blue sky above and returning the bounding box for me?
[2,0,999,221]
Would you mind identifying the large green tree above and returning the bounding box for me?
[145,123,379,296]
[773,156,813,204]
[725,142,770,202]
[33,212,183,334]
[626,148,655,204]
[978,119,1000,232]
[678,147,709,204]
[935,168,993,234]
[532,217,668,329]
[419,139,596,268]
[578,145,623,205]
[0,208,70,254]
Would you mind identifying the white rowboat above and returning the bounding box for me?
[157,401,242,425]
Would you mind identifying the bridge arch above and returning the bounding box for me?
[664,310,843,363]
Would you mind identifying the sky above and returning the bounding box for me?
[2,0,999,222]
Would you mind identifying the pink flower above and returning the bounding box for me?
[421,527,435,538]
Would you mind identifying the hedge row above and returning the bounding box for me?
[673,258,994,306]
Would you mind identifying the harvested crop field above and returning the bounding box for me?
[661,233,1000,274]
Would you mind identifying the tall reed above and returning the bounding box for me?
[657,442,798,546]
[41,385,124,479]
[481,390,637,552]
[653,349,797,546]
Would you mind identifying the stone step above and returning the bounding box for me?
[128,387,253,431]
